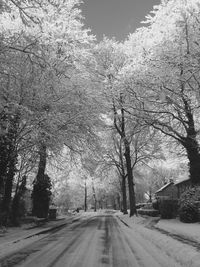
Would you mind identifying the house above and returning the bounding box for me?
[175,178,191,198]
[155,181,178,200]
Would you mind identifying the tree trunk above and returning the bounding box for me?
[117,194,121,210]
[1,149,17,225]
[0,136,8,198]
[121,174,128,214]
[32,143,48,217]
[119,137,128,214]
[149,187,152,202]
[0,110,9,196]
[11,175,26,226]
[84,178,87,212]
[113,95,137,216]
[92,179,97,212]
[182,96,200,184]
[93,195,97,212]
[1,112,19,226]
[124,141,137,217]
[183,137,200,184]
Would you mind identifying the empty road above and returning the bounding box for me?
[0,212,199,267]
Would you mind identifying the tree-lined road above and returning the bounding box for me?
[0,213,191,267]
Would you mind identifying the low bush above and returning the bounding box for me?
[159,199,178,219]
[143,203,154,209]
[136,203,146,209]
[137,209,159,217]
[152,199,159,210]
[179,186,200,223]
[179,204,198,223]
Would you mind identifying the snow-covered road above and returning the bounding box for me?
[1,213,200,267]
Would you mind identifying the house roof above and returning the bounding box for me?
[155,182,174,194]
[175,178,190,186]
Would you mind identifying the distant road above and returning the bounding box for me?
[0,212,191,267]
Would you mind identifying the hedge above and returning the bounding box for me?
[137,209,159,217]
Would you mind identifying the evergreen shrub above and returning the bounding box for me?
[32,174,52,218]
[179,186,200,223]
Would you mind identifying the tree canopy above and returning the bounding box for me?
[1,0,200,221]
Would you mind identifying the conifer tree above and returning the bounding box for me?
[32,174,52,218]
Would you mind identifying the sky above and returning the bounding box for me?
[81,0,161,41]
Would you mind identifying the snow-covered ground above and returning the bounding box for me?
[0,212,99,260]
[116,212,200,267]
[0,215,67,245]
[0,227,52,260]
[1,211,200,267]
[116,211,200,244]
[2,212,196,267]
[155,218,200,243]
[0,215,74,259]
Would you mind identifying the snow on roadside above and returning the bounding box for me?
[0,215,72,259]
[0,232,50,259]
[116,213,200,267]
[0,212,100,260]
[155,219,200,243]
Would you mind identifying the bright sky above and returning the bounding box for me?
[81,0,160,40]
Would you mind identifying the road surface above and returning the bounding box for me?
[0,212,198,267]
